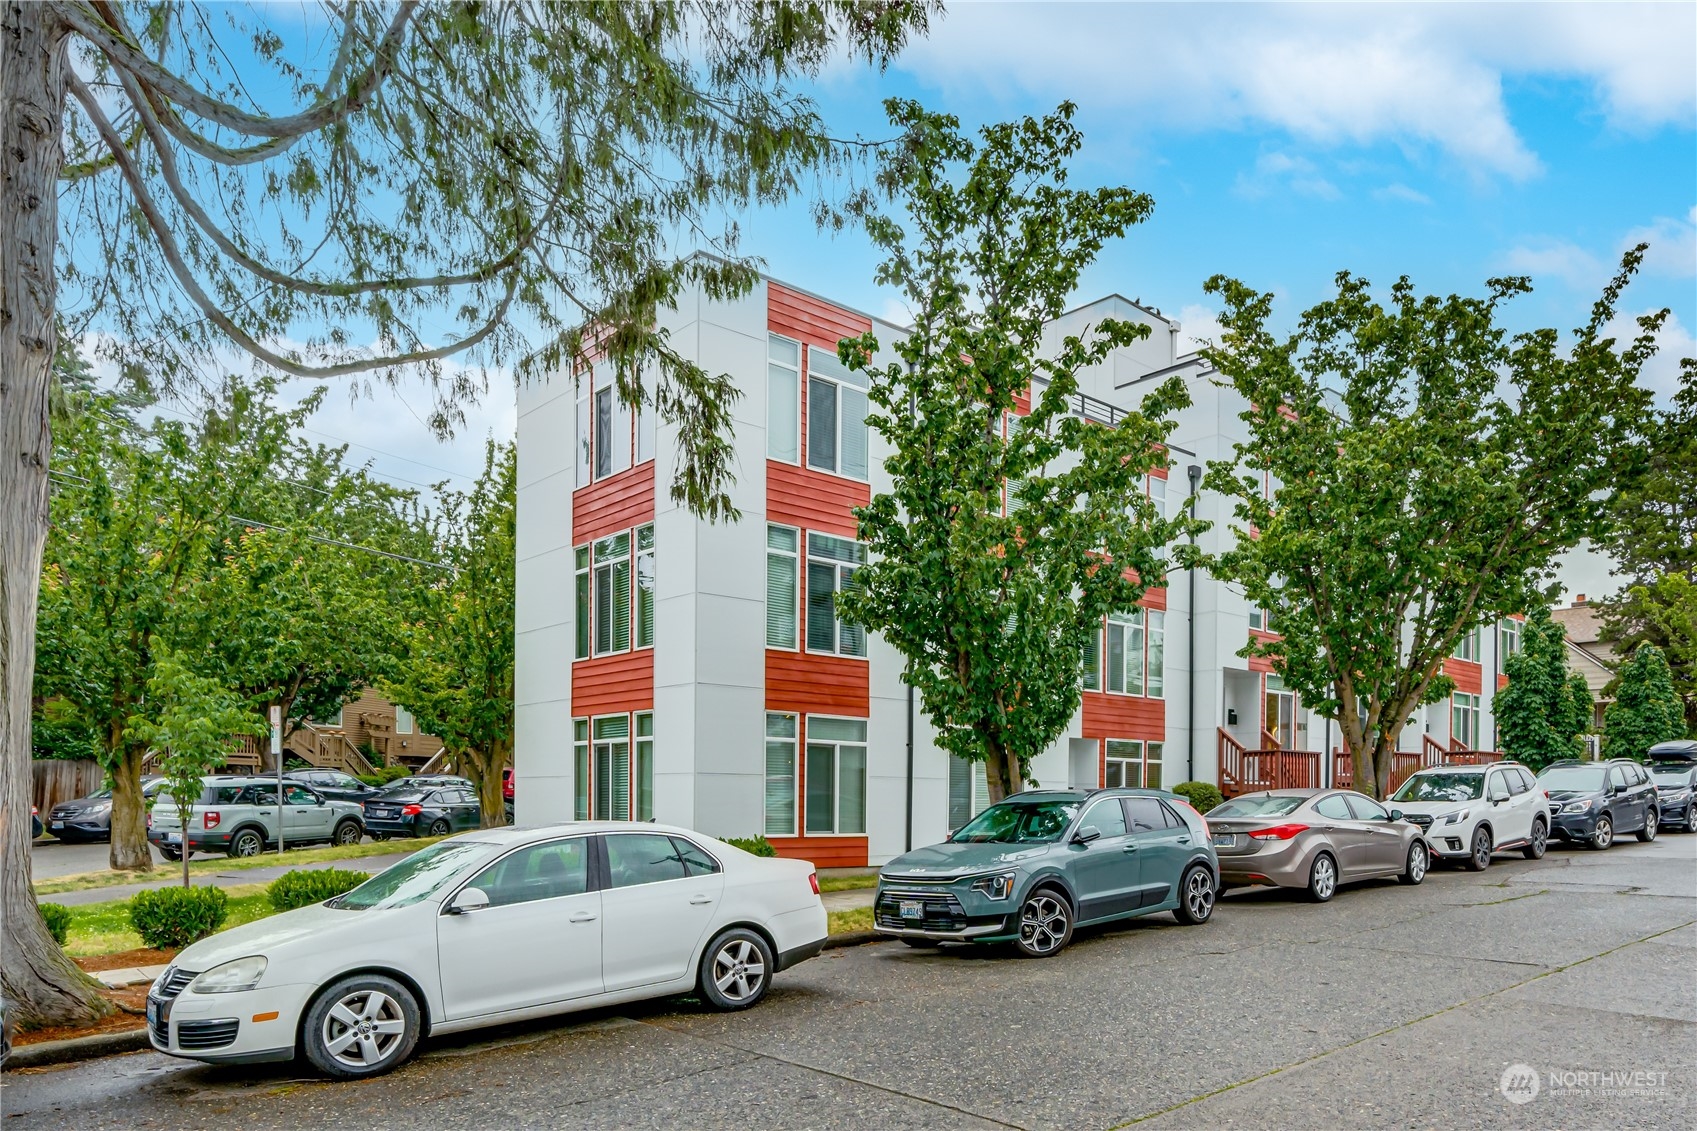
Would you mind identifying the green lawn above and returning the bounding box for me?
[55,884,272,957]
[826,907,873,935]
[34,836,444,897]
[816,873,879,893]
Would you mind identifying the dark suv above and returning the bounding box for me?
[1537,759,1661,849]
[284,768,379,804]
[1647,747,1696,832]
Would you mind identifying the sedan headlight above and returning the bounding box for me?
[1562,799,1594,814]
[1443,809,1470,825]
[969,872,1018,901]
[188,956,267,994]
[86,800,112,815]
[1662,789,1692,803]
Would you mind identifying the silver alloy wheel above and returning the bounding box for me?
[711,938,767,1003]
[336,822,361,845]
[231,830,261,857]
[1020,893,1068,954]
[1641,809,1658,841]
[1408,842,1428,882]
[321,988,408,1070]
[1593,816,1613,849]
[1471,828,1491,869]
[1529,820,1547,857]
[1311,854,1337,900]
[1184,868,1215,920]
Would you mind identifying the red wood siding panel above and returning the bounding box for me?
[1497,673,1510,691]
[765,651,870,717]
[768,282,872,350]
[571,651,654,717]
[1081,692,1166,740]
[572,461,655,544]
[1446,658,1483,696]
[1248,653,1277,674]
[766,836,869,867]
[1141,587,1168,612]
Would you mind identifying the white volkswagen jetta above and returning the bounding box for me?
[147,824,828,1077]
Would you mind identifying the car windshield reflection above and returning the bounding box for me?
[330,842,494,910]
[949,800,1081,843]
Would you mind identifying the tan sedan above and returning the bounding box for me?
[1206,789,1432,902]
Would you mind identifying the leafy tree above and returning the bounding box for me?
[383,442,514,826]
[4,0,931,1028]
[126,644,261,887]
[835,101,1190,802]
[1604,645,1686,760]
[1203,252,1666,798]
[1496,608,1589,771]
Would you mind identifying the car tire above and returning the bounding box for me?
[427,818,451,837]
[227,828,264,858]
[1398,841,1429,885]
[1173,865,1216,925]
[1637,808,1658,842]
[1464,826,1492,872]
[370,832,389,842]
[1523,818,1547,860]
[1590,815,1613,850]
[1306,852,1338,902]
[158,847,181,862]
[333,820,362,846]
[1014,886,1074,957]
[697,928,774,1011]
[301,974,421,1080]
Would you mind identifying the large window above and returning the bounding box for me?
[948,755,989,831]
[1249,603,1272,633]
[573,719,589,820]
[1499,618,1522,660]
[635,525,655,649]
[1453,626,1481,662]
[1106,610,1146,696]
[768,335,800,462]
[1104,739,1163,789]
[634,712,654,822]
[592,715,630,820]
[764,713,798,836]
[806,346,869,480]
[766,525,799,649]
[574,546,591,659]
[1452,693,1481,749]
[806,533,866,657]
[805,717,866,834]
[592,532,632,656]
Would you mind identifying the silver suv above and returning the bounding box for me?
[148,776,365,860]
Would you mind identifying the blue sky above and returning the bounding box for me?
[252,3,1693,595]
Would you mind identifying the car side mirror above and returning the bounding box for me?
[446,887,489,915]
[1389,809,1404,821]
[1072,825,1102,845]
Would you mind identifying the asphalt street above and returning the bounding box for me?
[5,831,1693,1130]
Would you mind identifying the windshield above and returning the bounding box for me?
[331,842,495,910]
[1651,767,1693,785]
[86,788,113,800]
[1392,773,1485,803]
[1209,795,1305,818]
[950,800,1081,844]
[1538,765,1607,792]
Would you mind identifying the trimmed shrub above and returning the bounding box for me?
[723,835,777,857]
[129,886,229,950]
[1171,781,1224,816]
[40,902,72,946]
[268,868,370,912]
[356,765,413,787]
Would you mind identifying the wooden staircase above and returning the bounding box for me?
[1218,728,1322,797]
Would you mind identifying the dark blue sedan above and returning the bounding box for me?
[361,785,482,839]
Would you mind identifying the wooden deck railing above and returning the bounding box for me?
[1441,749,1500,766]
[1219,729,1322,797]
[1331,747,1447,794]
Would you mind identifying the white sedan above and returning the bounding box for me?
[147,823,829,1078]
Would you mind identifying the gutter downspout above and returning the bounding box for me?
[1186,463,1203,783]
[905,364,917,852]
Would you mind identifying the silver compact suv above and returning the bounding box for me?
[148,776,365,860]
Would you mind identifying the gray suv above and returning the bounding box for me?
[148,777,365,859]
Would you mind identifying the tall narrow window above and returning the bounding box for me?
[574,546,590,659]
[806,347,869,479]
[394,707,414,735]
[1148,474,1167,519]
[1144,741,1164,790]
[1082,622,1101,691]
[1126,609,1146,697]
[592,362,632,481]
[1499,618,1522,659]
[1107,614,1128,693]
[806,533,866,657]
[592,715,630,821]
[948,755,989,830]
[766,525,799,649]
[768,335,800,462]
[1147,611,1165,698]
[593,532,631,655]
[1452,693,1480,749]
[1454,627,1481,662]
[634,712,654,822]
[764,713,797,836]
[635,525,655,649]
[575,383,591,488]
[805,717,866,834]
[636,364,655,464]
[594,384,613,480]
[573,719,590,821]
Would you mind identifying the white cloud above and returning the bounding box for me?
[1235,152,1341,201]
[1373,183,1433,206]
[1620,206,1697,278]
[1605,308,1696,404]
[1175,304,1224,356]
[1500,239,1607,290]
[900,3,1695,179]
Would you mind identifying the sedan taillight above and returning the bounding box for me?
[808,871,820,895]
[203,811,221,830]
[401,803,423,816]
[1249,823,1310,840]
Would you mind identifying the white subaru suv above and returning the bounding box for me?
[1387,762,1549,870]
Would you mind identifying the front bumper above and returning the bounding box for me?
[1655,797,1692,826]
[1421,822,1477,858]
[872,886,1015,942]
[147,981,312,1065]
[48,814,111,841]
[1550,809,1600,840]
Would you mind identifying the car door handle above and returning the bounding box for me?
[568,911,598,923]
[689,894,714,905]
[1121,843,1139,853]
[1176,836,1191,844]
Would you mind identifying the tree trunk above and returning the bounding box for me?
[2,0,110,1029]
[982,739,1022,804]
[108,746,153,871]
[464,741,511,829]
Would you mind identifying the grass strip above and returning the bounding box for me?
[35,836,443,896]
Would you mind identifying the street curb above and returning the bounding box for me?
[822,930,881,950]
[4,1027,150,1070]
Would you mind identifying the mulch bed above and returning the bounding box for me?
[12,986,149,1047]
[74,948,177,973]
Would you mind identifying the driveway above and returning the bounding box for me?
[4,833,1693,1130]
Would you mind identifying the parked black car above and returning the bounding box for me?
[46,778,166,843]
[284,768,380,804]
[1537,759,1661,849]
[1647,742,1697,832]
[361,784,481,839]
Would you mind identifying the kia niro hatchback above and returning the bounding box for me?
[874,789,1219,958]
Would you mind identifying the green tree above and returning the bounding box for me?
[835,101,1190,802]
[383,442,515,826]
[126,644,261,887]
[1562,672,1596,753]
[1203,252,1665,798]
[1603,644,1686,760]
[4,0,931,1028]
[1496,608,1588,771]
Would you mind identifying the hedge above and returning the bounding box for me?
[1171,781,1225,816]
[722,835,777,857]
[356,765,414,787]
[40,902,72,946]
[129,886,229,950]
[268,868,371,912]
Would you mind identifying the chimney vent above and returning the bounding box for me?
[1574,594,1587,606]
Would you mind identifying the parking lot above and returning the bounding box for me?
[5,831,1692,1130]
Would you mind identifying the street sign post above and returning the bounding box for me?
[272,705,285,854]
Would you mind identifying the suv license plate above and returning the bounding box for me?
[1212,833,1237,848]
[899,900,923,920]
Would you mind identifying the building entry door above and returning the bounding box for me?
[1265,676,1298,750]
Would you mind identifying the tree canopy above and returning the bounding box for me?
[835,100,1191,802]
[1604,644,1687,760]
[1495,608,1592,771]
